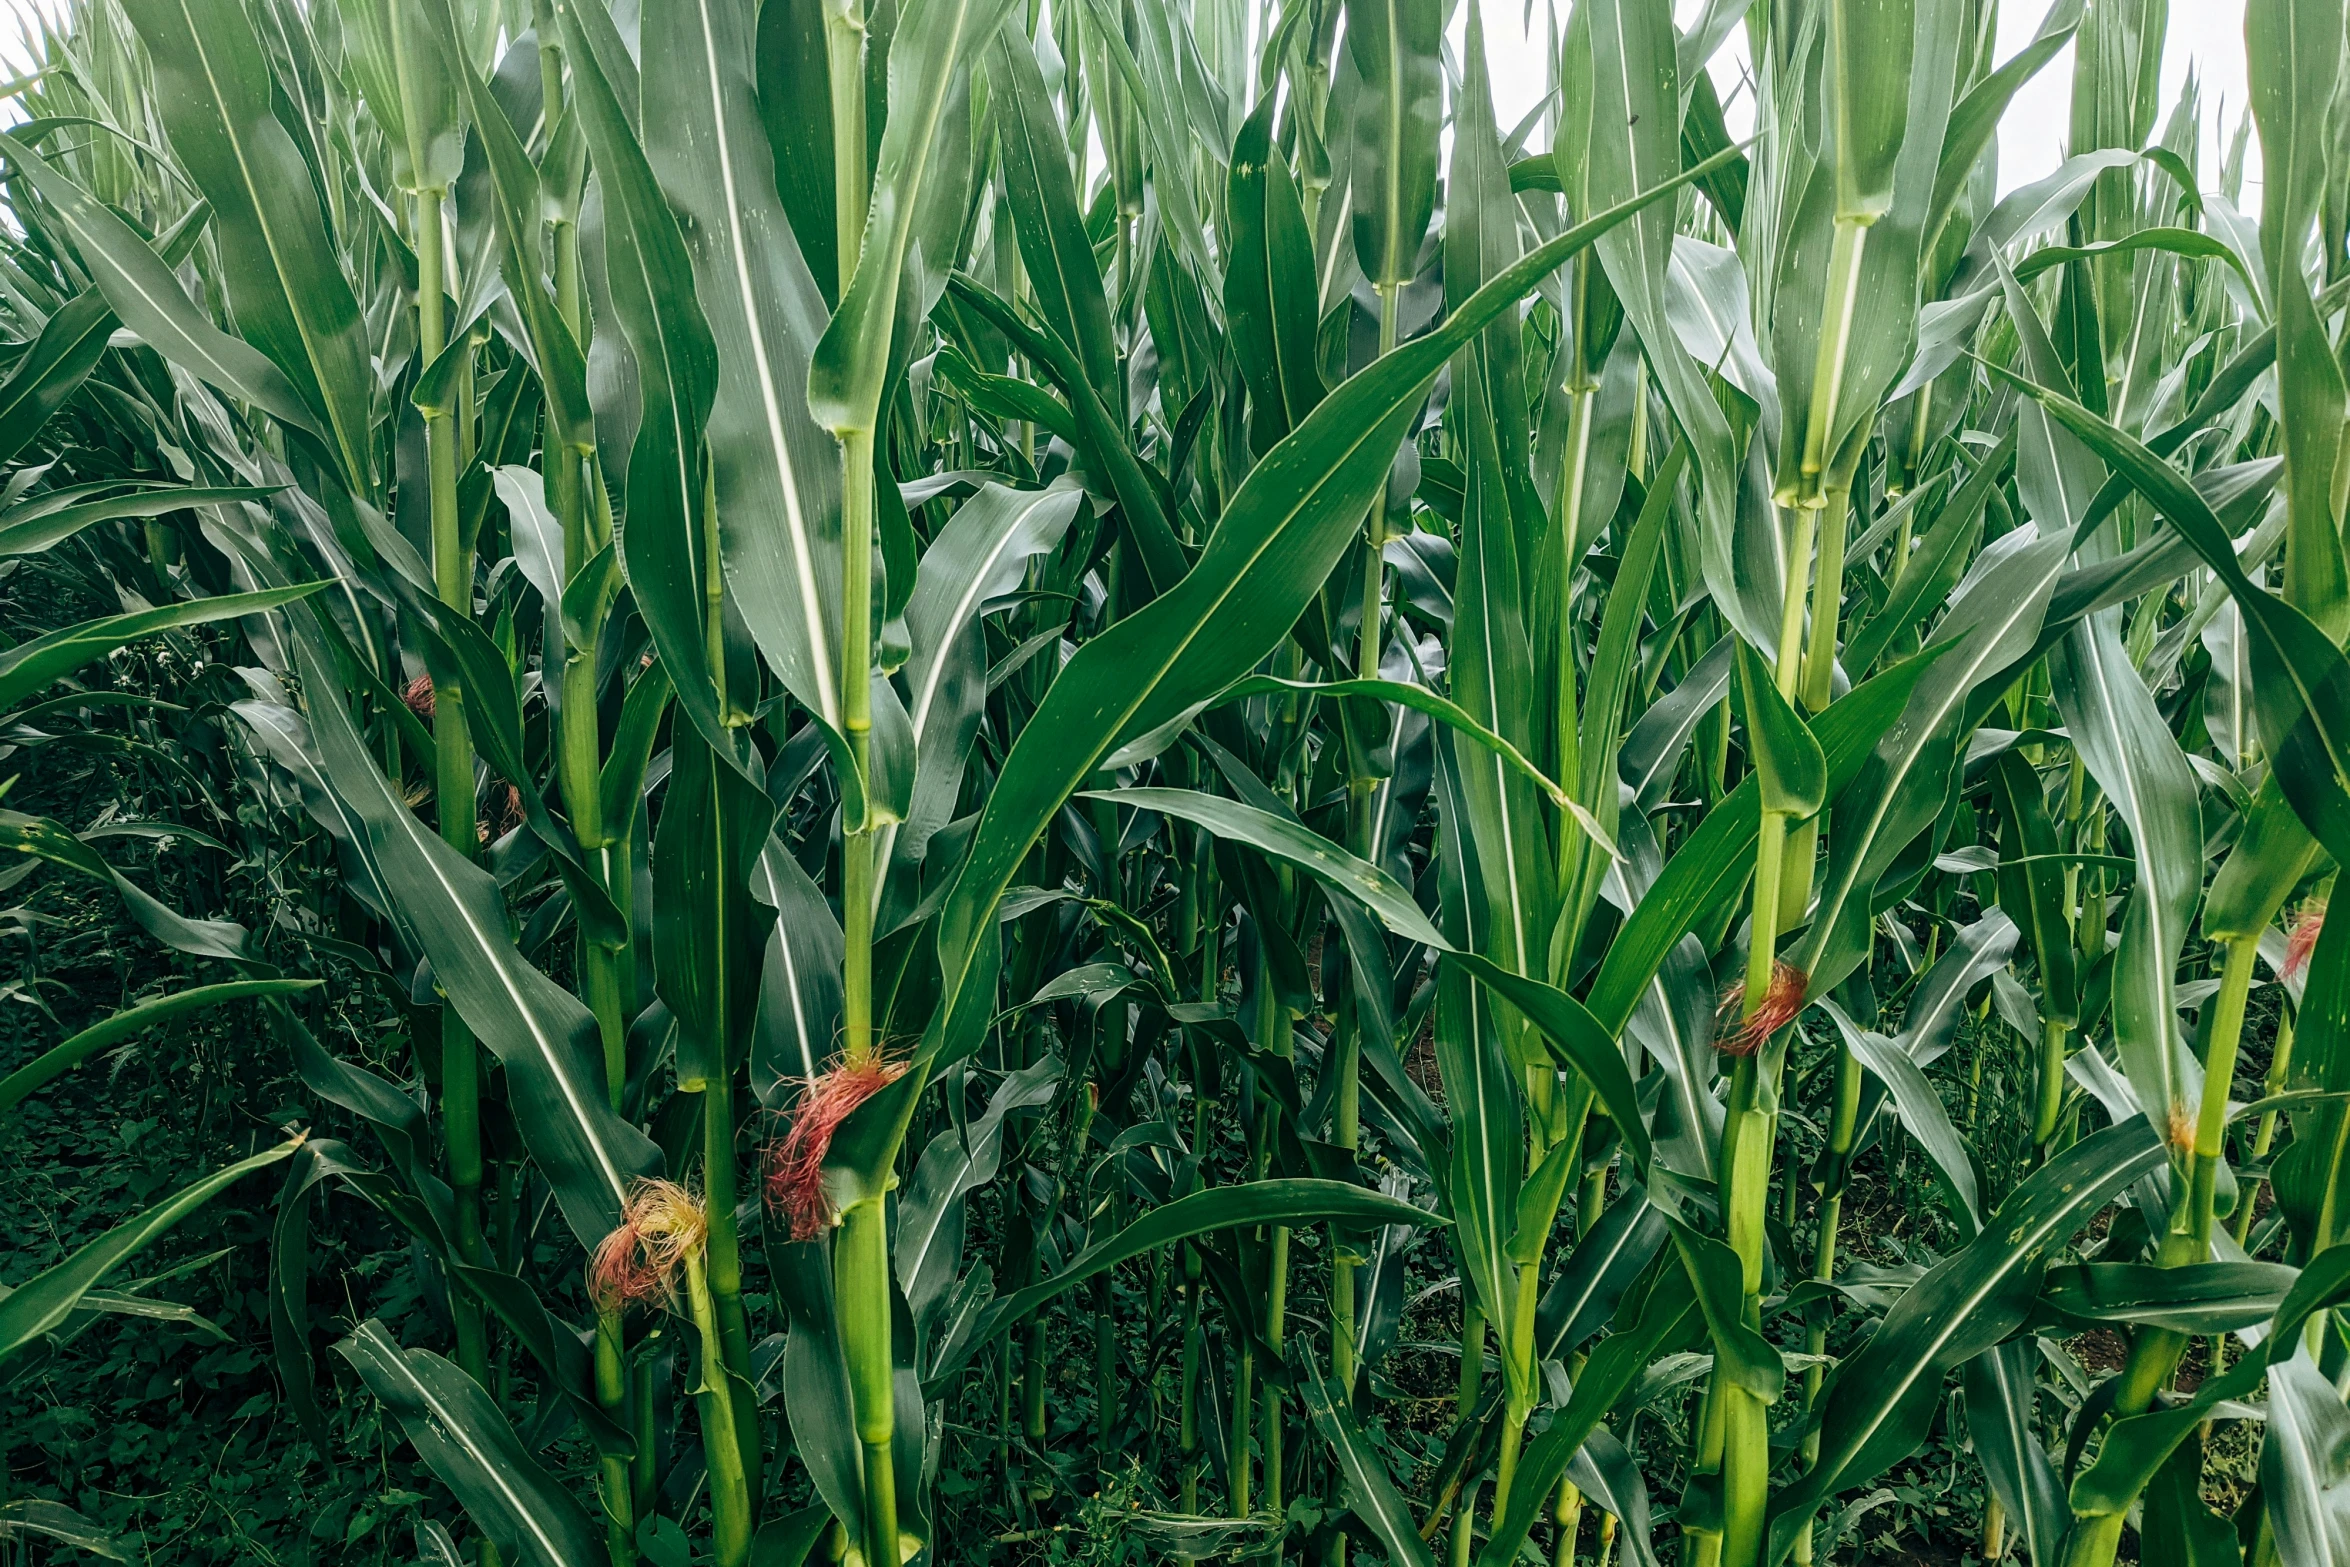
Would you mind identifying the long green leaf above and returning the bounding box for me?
[1481,1260,1694,1566]
[336,1320,605,1567]
[0,485,280,559]
[1996,362,2350,865]
[2049,611,2202,1142]
[1763,1120,2165,1561]
[0,980,319,1114]
[2261,1347,2350,1561]
[643,0,847,737]
[1583,0,1750,643]
[1962,1342,2068,1567]
[116,0,374,489]
[882,482,1084,882]
[1224,91,1324,453]
[556,0,741,767]
[0,583,326,712]
[1091,787,1649,1171]
[292,635,660,1244]
[0,1139,299,1362]
[936,1179,1439,1379]
[989,24,1119,407]
[1296,1344,1436,1567]
[0,129,325,450]
[928,139,1744,1061]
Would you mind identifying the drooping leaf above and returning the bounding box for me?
[0,583,326,713]
[336,1320,606,1567]
[1296,1342,1436,1567]
[924,142,1743,1066]
[114,0,376,489]
[1962,1341,2068,1567]
[291,634,660,1245]
[0,980,320,1115]
[934,1179,1439,1380]
[0,1139,299,1363]
[2261,1345,2350,1563]
[1763,1119,2166,1560]
[880,482,1084,880]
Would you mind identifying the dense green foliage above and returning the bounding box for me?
[6,0,2350,1564]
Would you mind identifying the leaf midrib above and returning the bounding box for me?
[685,0,839,726]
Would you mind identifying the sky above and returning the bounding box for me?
[0,0,56,85]
[1462,0,2257,198]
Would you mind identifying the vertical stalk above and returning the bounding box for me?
[595,1305,638,1565]
[1494,1124,1554,1504]
[1791,1040,1861,1567]
[704,1067,758,1494]
[694,465,760,1509]
[824,8,895,1552]
[1564,1178,1608,1567]
[1097,1189,1121,1465]
[828,356,886,1567]
[550,448,621,1093]
[1448,1302,1486,1567]
[1330,1011,1362,1395]
[996,1332,1013,1491]
[1798,482,1850,711]
[1772,507,1820,698]
[2062,935,2260,1567]
[632,1354,657,1523]
[1793,221,1870,506]
[531,0,564,152]
[2234,1004,2296,1244]
[1714,1054,1773,1567]
[686,1249,753,1567]
[841,426,878,1070]
[2188,937,2261,1246]
[839,1198,898,1567]
[2059,1318,2188,1567]
[431,230,503,1567]
[2033,1017,2071,1163]
[1333,289,1400,1445]
[413,161,496,1425]
[1690,1372,1728,1567]
[1264,1220,1289,1519]
[1022,1237,1049,1498]
[385,0,496,1460]
[1238,937,1284,1523]
[1557,1150,1600,1567]
[1553,1474,1581,1567]
[1179,1242,1204,1516]
[1713,495,1819,1567]
[1231,1323,1255,1515]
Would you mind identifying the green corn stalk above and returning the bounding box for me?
[11,5,2350,1567]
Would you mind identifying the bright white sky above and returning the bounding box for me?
[1462,0,2257,198]
[0,0,53,84]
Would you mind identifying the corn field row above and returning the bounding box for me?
[3,0,2350,1563]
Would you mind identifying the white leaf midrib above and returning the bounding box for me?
[685,0,839,727]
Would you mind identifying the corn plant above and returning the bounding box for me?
[7,0,2350,1563]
